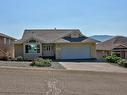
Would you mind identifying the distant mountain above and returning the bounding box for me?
[90,35,114,42]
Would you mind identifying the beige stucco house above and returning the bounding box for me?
[14,29,96,60]
[0,33,16,59]
[96,36,127,59]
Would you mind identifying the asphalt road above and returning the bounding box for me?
[0,68,127,95]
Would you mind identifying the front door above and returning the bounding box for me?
[42,44,54,57]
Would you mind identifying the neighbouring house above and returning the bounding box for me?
[14,29,96,60]
[96,36,127,59]
[0,33,16,59]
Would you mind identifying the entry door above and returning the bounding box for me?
[42,44,54,56]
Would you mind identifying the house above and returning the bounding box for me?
[96,36,127,59]
[14,29,96,60]
[0,33,16,59]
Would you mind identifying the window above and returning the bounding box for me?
[43,45,52,51]
[25,43,40,53]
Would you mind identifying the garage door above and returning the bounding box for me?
[60,46,91,59]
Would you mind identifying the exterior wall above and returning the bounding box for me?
[14,42,96,60]
[8,44,15,58]
[112,51,127,59]
[55,43,96,59]
[0,36,15,59]
[0,36,4,45]
[42,43,55,57]
[14,43,56,60]
[96,50,111,59]
[125,51,127,59]
[14,44,23,58]
[96,50,127,59]
[0,49,7,59]
[0,36,13,45]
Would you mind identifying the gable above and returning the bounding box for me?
[70,31,81,38]
[64,31,84,38]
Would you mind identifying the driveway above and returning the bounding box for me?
[0,68,127,95]
[60,62,127,73]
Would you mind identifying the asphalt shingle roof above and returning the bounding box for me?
[0,33,16,40]
[96,36,127,50]
[15,29,96,43]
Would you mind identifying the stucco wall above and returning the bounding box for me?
[125,51,127,59]
[96,50,111,59]
[7,44,15,58]
[14,44,23,58]
[0,36,4,45]
[14,43,96,60]
[55,43,96,59]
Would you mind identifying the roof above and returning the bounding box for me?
[96,36,127,50]
[55,37,99,43]
[15,29,96,44]
[0,33,16,40]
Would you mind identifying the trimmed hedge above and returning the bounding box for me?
[30,58,52,67]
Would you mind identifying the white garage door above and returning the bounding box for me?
[60,46,91,59]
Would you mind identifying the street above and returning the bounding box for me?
[0,68,127,95]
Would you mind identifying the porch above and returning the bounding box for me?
[23,42,55,60]
[112,48,127,59]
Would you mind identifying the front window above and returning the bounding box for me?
[25,43,40,53]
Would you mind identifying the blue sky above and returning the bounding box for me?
[0,0,127,39]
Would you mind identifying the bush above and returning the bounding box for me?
[117,59,127,67]
[16,56,23,61]
[30,58,52,67]
[105,55,121,63]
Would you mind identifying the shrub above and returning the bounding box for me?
[16,56,23,61]
[117,59,127,67]
[105,55,121,63]
[30,58,52,67]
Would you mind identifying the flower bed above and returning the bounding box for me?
[30,58,52,67]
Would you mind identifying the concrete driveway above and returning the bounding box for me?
[60,62,127,73]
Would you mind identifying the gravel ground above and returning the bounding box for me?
[0,68,127,95]
[0,61,65,69]
[0,61,31,67]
